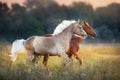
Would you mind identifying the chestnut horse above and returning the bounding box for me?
[66,20,96,65]
[24,20,87,64]
[35,20,96,66]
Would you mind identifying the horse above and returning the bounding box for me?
[9,20,95,66]
[65,20,96,64]
[10,20,80,62]
[24,20,87,64]
[41,20,96,66]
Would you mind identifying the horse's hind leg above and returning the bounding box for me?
[26,50,33,64]
[43,55,49,66]
[32,54,39,64]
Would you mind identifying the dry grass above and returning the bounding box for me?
[0,43,120,80]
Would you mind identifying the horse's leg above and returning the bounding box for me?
[32,54,39,64]
[75,52,82,65]
[67,53,75,68]
[43,55,49,66]
[61,52,72,67]
[61,51,71,61]
[68,53,73,61]
[26,50,33,64]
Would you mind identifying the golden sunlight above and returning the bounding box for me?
[0,0,120,8]
[54,0,120,8]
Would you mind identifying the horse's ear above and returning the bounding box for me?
[82,20,87,25]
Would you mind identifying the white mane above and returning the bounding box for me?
[53,20,77,34]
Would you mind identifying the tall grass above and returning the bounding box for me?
[0,43,120,80]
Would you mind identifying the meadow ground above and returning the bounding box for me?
[0,43,120,80]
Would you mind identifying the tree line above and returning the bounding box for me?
[0,0,120,43]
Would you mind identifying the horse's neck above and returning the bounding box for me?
[72,35,82,43]
[55,26,73,44]
[76,37,82,43]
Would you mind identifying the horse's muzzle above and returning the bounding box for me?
[81,34,87,39]
[91,33,96,39]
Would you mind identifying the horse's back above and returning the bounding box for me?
[43,34,53,37]
[33,36,56,53]
[24,36,55,52]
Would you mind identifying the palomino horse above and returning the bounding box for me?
[41,20,96,66]
[24,20,87,64]
[9,20,86,62]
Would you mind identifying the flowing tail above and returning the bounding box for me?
[9,54,17,62]
[9,39,26,62]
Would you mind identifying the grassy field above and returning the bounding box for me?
[0,43,120,80]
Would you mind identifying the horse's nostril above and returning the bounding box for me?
[94,33,96,37]
[92,33,96,37]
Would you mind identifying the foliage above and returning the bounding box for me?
[0,0,120,42]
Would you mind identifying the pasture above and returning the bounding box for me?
[0,43,120,80]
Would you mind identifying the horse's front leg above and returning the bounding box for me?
[68,53,73,61]
[75,52,82,65]
[61,52,71,61]
[60,52,72,67]
[43,54,49,66]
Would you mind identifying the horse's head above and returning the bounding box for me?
[82,20,96,39]
[72,22,87,39]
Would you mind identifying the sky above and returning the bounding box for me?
[0,0,120,9]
